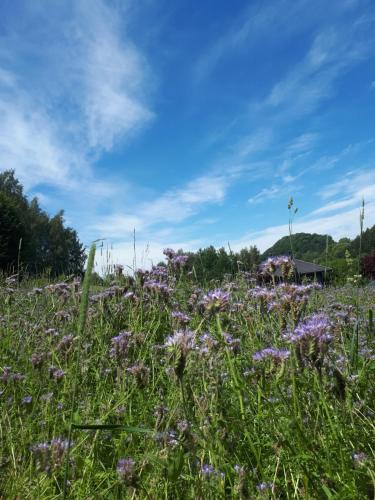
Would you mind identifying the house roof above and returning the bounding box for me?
[274,258,332,276]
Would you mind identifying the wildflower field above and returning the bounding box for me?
[1,250,375,499]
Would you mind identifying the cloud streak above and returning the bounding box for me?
[0,0,153,190]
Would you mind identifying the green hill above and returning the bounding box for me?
[262,233,335,262]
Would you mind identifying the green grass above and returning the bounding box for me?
[0,268,374,498]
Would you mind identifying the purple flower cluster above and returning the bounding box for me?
[49,367,66,382]
[201,289,230,313]
[110,331,132,360]
[144,280,173,294]
[286,313,332,344]
[199,333,218,355]
[1,367,25,383]
[117,457,136,483]
[56,334,74,353]
[30,437,69,473]
[200,463,225,479]
[171,310,190,324]
[223,333,241,353]
[252,348,290,362]
[163,248,188,268]
[165,330,196,355]
[260,255,293,276]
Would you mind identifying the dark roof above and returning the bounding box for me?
[274,258,332,276]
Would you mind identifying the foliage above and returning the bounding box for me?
[181,245,260,283]
[362,252,375,280]
[0,263,374,498]
[0,170,85,276]
[262,233,335,261]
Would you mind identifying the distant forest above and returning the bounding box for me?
[1,170,375,282]
[0,170,85,277]
[176,227,375,283]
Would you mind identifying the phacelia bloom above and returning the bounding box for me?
[163,248,176,260]
[56,335,74,353]
[256,482,273,491]
[252,348,290,362]
[110,331,132,360]
[22,395,33,405]
[165,330,196,355]
[177,419,190,433]
[286,313,332,344]
[201,289,230,313]
[31,352,44,368]
[54,310,71,322]
[45,328,59,337]
[31,437,69,473]
[223,333,241,353]
[150,265,168,278]
[199,333,218,355]
[1,367,12,383]
[171,311,190,324]
[154,430,179,447]
[49,367,66,381]
[117,458,136,483]
[171,254,188,267]
[200,463,225,479]
[144,280,173,294]
[352,452,368,467]
[126,363,150,387]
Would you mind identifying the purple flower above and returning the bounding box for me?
[110,331,132,360]
[163,248,176,260]
[0,367,12,383]
[171,311,190,324]
[56,335,74,353]
[31,437,69,473]
[49,367,66,381]
[256,481,273,491]
[177,419,190,433]
[171,254,188,267]
[22,395,33,405]
[223,333,241,352]
[201,289,230,313]
[165,330,196,355]
[117,458,136,483]
[286,313,332,344]
[200,463,225,479]
[352,452,367,467]
[31,352,44,368]
[252,348,290,362]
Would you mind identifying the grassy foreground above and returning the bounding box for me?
[1,257,375,498]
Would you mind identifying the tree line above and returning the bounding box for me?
[1,169,374,283]
[0,170,85,277]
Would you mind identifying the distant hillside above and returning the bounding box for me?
[262,233,335,262]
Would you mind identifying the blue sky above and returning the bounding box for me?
[1,0,375,268]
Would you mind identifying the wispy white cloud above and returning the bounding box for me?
[234,168,375,252]
[319,169,375,199]
[89,173,229,240]
[194,0,358,81]
[234,128,273,158]
[248,186,281,204]
[310,198,355,216]
[231,201,375,253]
[264,23,372,117]
[0,95,85,189]
[0,0,153,190]
[70,0,154,151]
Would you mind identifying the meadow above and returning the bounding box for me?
[1,248,374,499]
